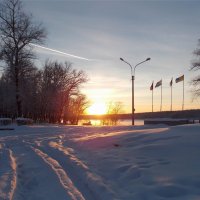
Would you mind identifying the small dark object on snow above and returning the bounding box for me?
[0,128,14,130]
[82,121,92,126]
[113,143,121,147]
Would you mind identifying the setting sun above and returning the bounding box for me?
[87,102,107,115]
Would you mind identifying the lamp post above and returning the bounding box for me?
[120,57,151,125]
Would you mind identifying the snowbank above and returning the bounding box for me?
[16,118,33,125]
[0,118,12,126]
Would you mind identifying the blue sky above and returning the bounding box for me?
[22,0,200,113]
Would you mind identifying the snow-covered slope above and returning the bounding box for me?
[0,124,200,200]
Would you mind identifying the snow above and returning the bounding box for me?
[0,124,200,199]
[0,147,16,200]
[0,118,12,121]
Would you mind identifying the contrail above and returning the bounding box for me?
[1,34,93,61]
[30,43,92,61]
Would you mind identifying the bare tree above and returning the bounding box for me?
[0,73,16,117]
[103,101,123,125]
[0,0,46,116]
[66,94,89,125]
[190,39,200,98]
[39,60,88,123]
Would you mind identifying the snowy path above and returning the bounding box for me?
[0,146,16,200]
[3,139,74,200]
[32,140,117,200]
[0,134,89,200]
[0,126,119,200]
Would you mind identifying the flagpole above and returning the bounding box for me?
[182,78,184,110]
[171,82,172,111]
[160,80,162,112]
[152,86,153,112]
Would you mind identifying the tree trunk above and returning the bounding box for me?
[15,63,22,117]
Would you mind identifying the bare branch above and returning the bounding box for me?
[0,0,46,116]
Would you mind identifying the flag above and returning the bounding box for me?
[155,79,162,88]
[175,75,184,83]
[150,81,153,90]
[170,78,173,87]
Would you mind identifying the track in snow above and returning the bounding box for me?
[0,147,17,200]
[0,131,115,200]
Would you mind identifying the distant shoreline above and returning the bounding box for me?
[81,109,200,120]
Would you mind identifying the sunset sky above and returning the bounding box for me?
[22,0,200,113]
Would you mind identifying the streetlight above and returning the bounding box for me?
[120,57,151,125]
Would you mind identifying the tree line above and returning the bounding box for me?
[0,0,88,123]
[191,39,200,98]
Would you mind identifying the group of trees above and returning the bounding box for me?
[103,101,123,125]
[0,0,88,123]
[0,59,88,124]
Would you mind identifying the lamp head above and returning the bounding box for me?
[146,58,151,61]
[120,58,124,61]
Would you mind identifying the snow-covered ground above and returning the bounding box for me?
[0,123,200,200]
